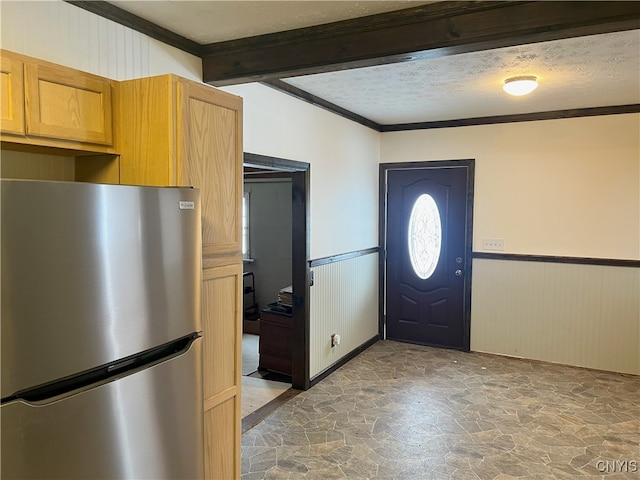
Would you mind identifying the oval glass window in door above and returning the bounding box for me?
[407,194,442,279]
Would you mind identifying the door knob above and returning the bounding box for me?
[455,269,463,277]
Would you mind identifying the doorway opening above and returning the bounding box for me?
[241,152,310,416]
[379,160,474,351]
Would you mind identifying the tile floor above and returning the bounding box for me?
[241,340,639,479]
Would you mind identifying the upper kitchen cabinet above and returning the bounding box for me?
[0,50,115,153]
[24,62,113,145]
[119,74,243,258]
[1,53,25,136]
[179,81,243,258]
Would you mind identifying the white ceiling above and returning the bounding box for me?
[108,1,640,125]
[285,30,640,124]
[110,1,426,43]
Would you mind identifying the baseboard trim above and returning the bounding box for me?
[471,349,639,378]
[309,335,380,388]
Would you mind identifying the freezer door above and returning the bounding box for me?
[1,338,203,480]
[1,180,202,397]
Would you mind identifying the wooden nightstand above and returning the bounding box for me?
[258,304,292,375]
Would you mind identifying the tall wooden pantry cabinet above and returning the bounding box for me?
[118,74,243,480]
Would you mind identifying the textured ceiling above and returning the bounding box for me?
[110,0,427,44]
[105,1,639,126]
[283,30,640,124]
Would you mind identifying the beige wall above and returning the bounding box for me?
[380,114,640,260]
[222,83,381,260]
[220,83,382,376]
[380,116,639,374]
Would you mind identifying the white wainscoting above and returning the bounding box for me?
[1,0,201,82]
[310,252,379,378]
[471,258,640,375]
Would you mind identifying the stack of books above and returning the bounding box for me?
[277,285,293,308]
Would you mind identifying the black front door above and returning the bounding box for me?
[384,162,473,349]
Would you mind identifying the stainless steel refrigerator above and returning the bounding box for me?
[1,179,204,479]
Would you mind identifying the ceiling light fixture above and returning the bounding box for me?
[503,75,538,96]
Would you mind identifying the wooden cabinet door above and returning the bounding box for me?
[24,62,113,145]
[178,81,243,257]
[1,54,25,135]
[178,80,243,480]
[202,265,242,480]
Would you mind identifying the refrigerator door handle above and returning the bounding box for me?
[1,338,204,480]
[107,358,136,372]
[2,333,200,406]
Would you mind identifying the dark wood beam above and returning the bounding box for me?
[202,1,640,86]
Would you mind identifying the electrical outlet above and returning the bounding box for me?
[331,333,341,347]
[482,238,505,251]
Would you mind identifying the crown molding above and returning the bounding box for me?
[380,104,640,132]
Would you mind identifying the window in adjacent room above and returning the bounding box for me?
[242,191,251,259]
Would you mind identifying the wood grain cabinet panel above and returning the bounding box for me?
[178,82,242,257]
[202,265,241,399]
[119,74,243,479]
[24,62,113,145]
[1,50,116,154]
[1,54,25,135]
[117,76,175,186]
[204,398,236,480]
